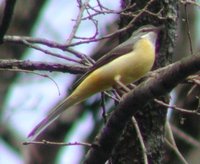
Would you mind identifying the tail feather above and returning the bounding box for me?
[28,95,79,140]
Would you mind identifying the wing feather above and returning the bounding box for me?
[73,43,134,89]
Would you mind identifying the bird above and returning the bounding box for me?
[28,25,160,140]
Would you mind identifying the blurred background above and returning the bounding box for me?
[0,0,200,163]
[0,0,120,163]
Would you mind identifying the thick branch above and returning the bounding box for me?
[0,59,88,74]
[84,55,200,164]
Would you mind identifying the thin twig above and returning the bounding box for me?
[4,35,94,64]
[154,99,200,115]
[104,91,120,102]
[1,68,61,96]
[3,0,157,50]
[66,0,90,45]
[81,3,136,20]
[64,0,157,48]
[96,0,103,10]
[165,121,177,146]
[23,40,81,63]
[165,139,188,164]
[83,5,99,39]
[165,122,188,164]
[4,35,67,49]
[132,117,148,164]
[23,140,92,147]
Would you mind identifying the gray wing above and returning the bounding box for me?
[73,25,159,89]
[73,42,134,89]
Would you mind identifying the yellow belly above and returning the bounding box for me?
[72,37,155,101]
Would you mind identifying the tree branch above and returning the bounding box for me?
[0,59,88,74]
[84,54,200,164]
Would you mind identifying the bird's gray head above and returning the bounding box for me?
[118,25,161,49]
[141,31,158,46]
[131,25,161,46]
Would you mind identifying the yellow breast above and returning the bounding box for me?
[72,37,155,100]
[98,37,155,85]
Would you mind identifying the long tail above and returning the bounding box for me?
[28,67,108,140]
[28,94,80,140]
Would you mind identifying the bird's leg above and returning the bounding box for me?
[129,83,137,89]
[112,88,122,103]
[114,75,130,92]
